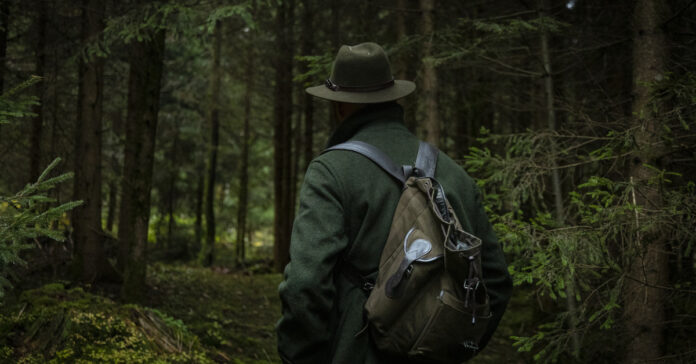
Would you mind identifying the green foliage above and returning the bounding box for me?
[0,158,82,301]
[0,76,41,125]
[464,75,696,361]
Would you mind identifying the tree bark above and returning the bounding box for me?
[236,43,253,265]
[72,0,116,283]
[193,164,204,256]
[328,0,340,130]
[301,0,314,171]
[538,0,580,356]
[623,1,669,362]
[273,0,294,273]
[105,181,117,232]
[419,0,439,146]
[201,20,222,267]
[29,1,47,182]
[0,0,9,93]
[165,128,179,250]
[118,28,166,302]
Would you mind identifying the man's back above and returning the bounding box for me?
[277,102,512,363]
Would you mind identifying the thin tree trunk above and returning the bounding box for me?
[420,0,439,146]
[106,181,117,232]
[166,128,178,250]
[273,0,294,273]
[29,2,47,182]
[538,0,580,356]
[395,0,417,132]
[119,28,166,302]
[72,0,117,283]
[202,20,222,267]
[236,45,253,265]
[0,0,9,93]
[328,0,340,129]
[193,164,204,256]
[301,0,314,171]
[623,1,669,362]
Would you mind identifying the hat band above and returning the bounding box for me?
[325,78,395,93]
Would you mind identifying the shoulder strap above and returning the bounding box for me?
[415,141,438,178]
[323,140,439,183]
[323,141,407,184]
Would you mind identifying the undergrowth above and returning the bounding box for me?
[0,264,283,363]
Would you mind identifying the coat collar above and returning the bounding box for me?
[326,102,405,148]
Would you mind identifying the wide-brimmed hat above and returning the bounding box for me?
[306,42,416,104]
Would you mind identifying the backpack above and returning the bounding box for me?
[324,140,491,363]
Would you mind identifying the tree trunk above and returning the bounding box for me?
[118,28,166,302]
[328,0,340,130]
[0,0,9,93]
[419,0,439,146]
[72,0,117,283]
[623,1,669,362]
[538,0,580,356]
[236,43,253,265]
[301,0,314,171]
[202,20,222,267]
[105,181,117,232]
[29,1,47,182]
[193,164,204,256]
[166,128,179,250]
[273,0,294,273]
[394,0,417,132]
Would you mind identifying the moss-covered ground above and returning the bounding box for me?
[0,263,527,363]
[0,264,283,363]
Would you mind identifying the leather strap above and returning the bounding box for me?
[415,141,438,178]
[324,141,407,184]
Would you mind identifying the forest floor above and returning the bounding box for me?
[0,263,528,363]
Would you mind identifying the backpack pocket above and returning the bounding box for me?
[408,289,492,363]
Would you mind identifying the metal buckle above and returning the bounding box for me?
[362,281,374,292]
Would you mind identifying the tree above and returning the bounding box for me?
[272,0,295,273]
[419,0,439,146]
[300,0,314,171]
[201,20,222,267]
[118,26,166,301]
[236,43,253,265]
[622,0,669,362]
[29,0,46,183]
[0,0,9,93]
[71,0,117,283]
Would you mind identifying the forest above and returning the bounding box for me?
[0,0,694,363]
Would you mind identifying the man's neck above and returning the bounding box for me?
[335,102,366,123]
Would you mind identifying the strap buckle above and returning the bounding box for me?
[362,281,375,292]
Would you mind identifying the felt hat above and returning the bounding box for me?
[306,42,416,103]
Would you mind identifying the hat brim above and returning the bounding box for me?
[305,80,416,104]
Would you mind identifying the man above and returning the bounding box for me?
[277,42,512,364]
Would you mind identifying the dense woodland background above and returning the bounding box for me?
[0,0,695,363]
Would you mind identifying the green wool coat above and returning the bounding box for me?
[277,102,512,364]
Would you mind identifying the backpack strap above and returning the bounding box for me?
[415,141,438,178]
[322,140,440,295]
[323,141,407,184]
[323,140,439,182]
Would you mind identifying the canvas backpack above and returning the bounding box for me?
[324,140,492,363]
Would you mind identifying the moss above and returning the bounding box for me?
[0,265,284,363]
[1,281,213,363]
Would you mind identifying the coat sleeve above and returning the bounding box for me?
[472,184,513,351]
[276,160,349,364]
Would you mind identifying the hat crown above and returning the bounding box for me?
[330,42,394,88]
